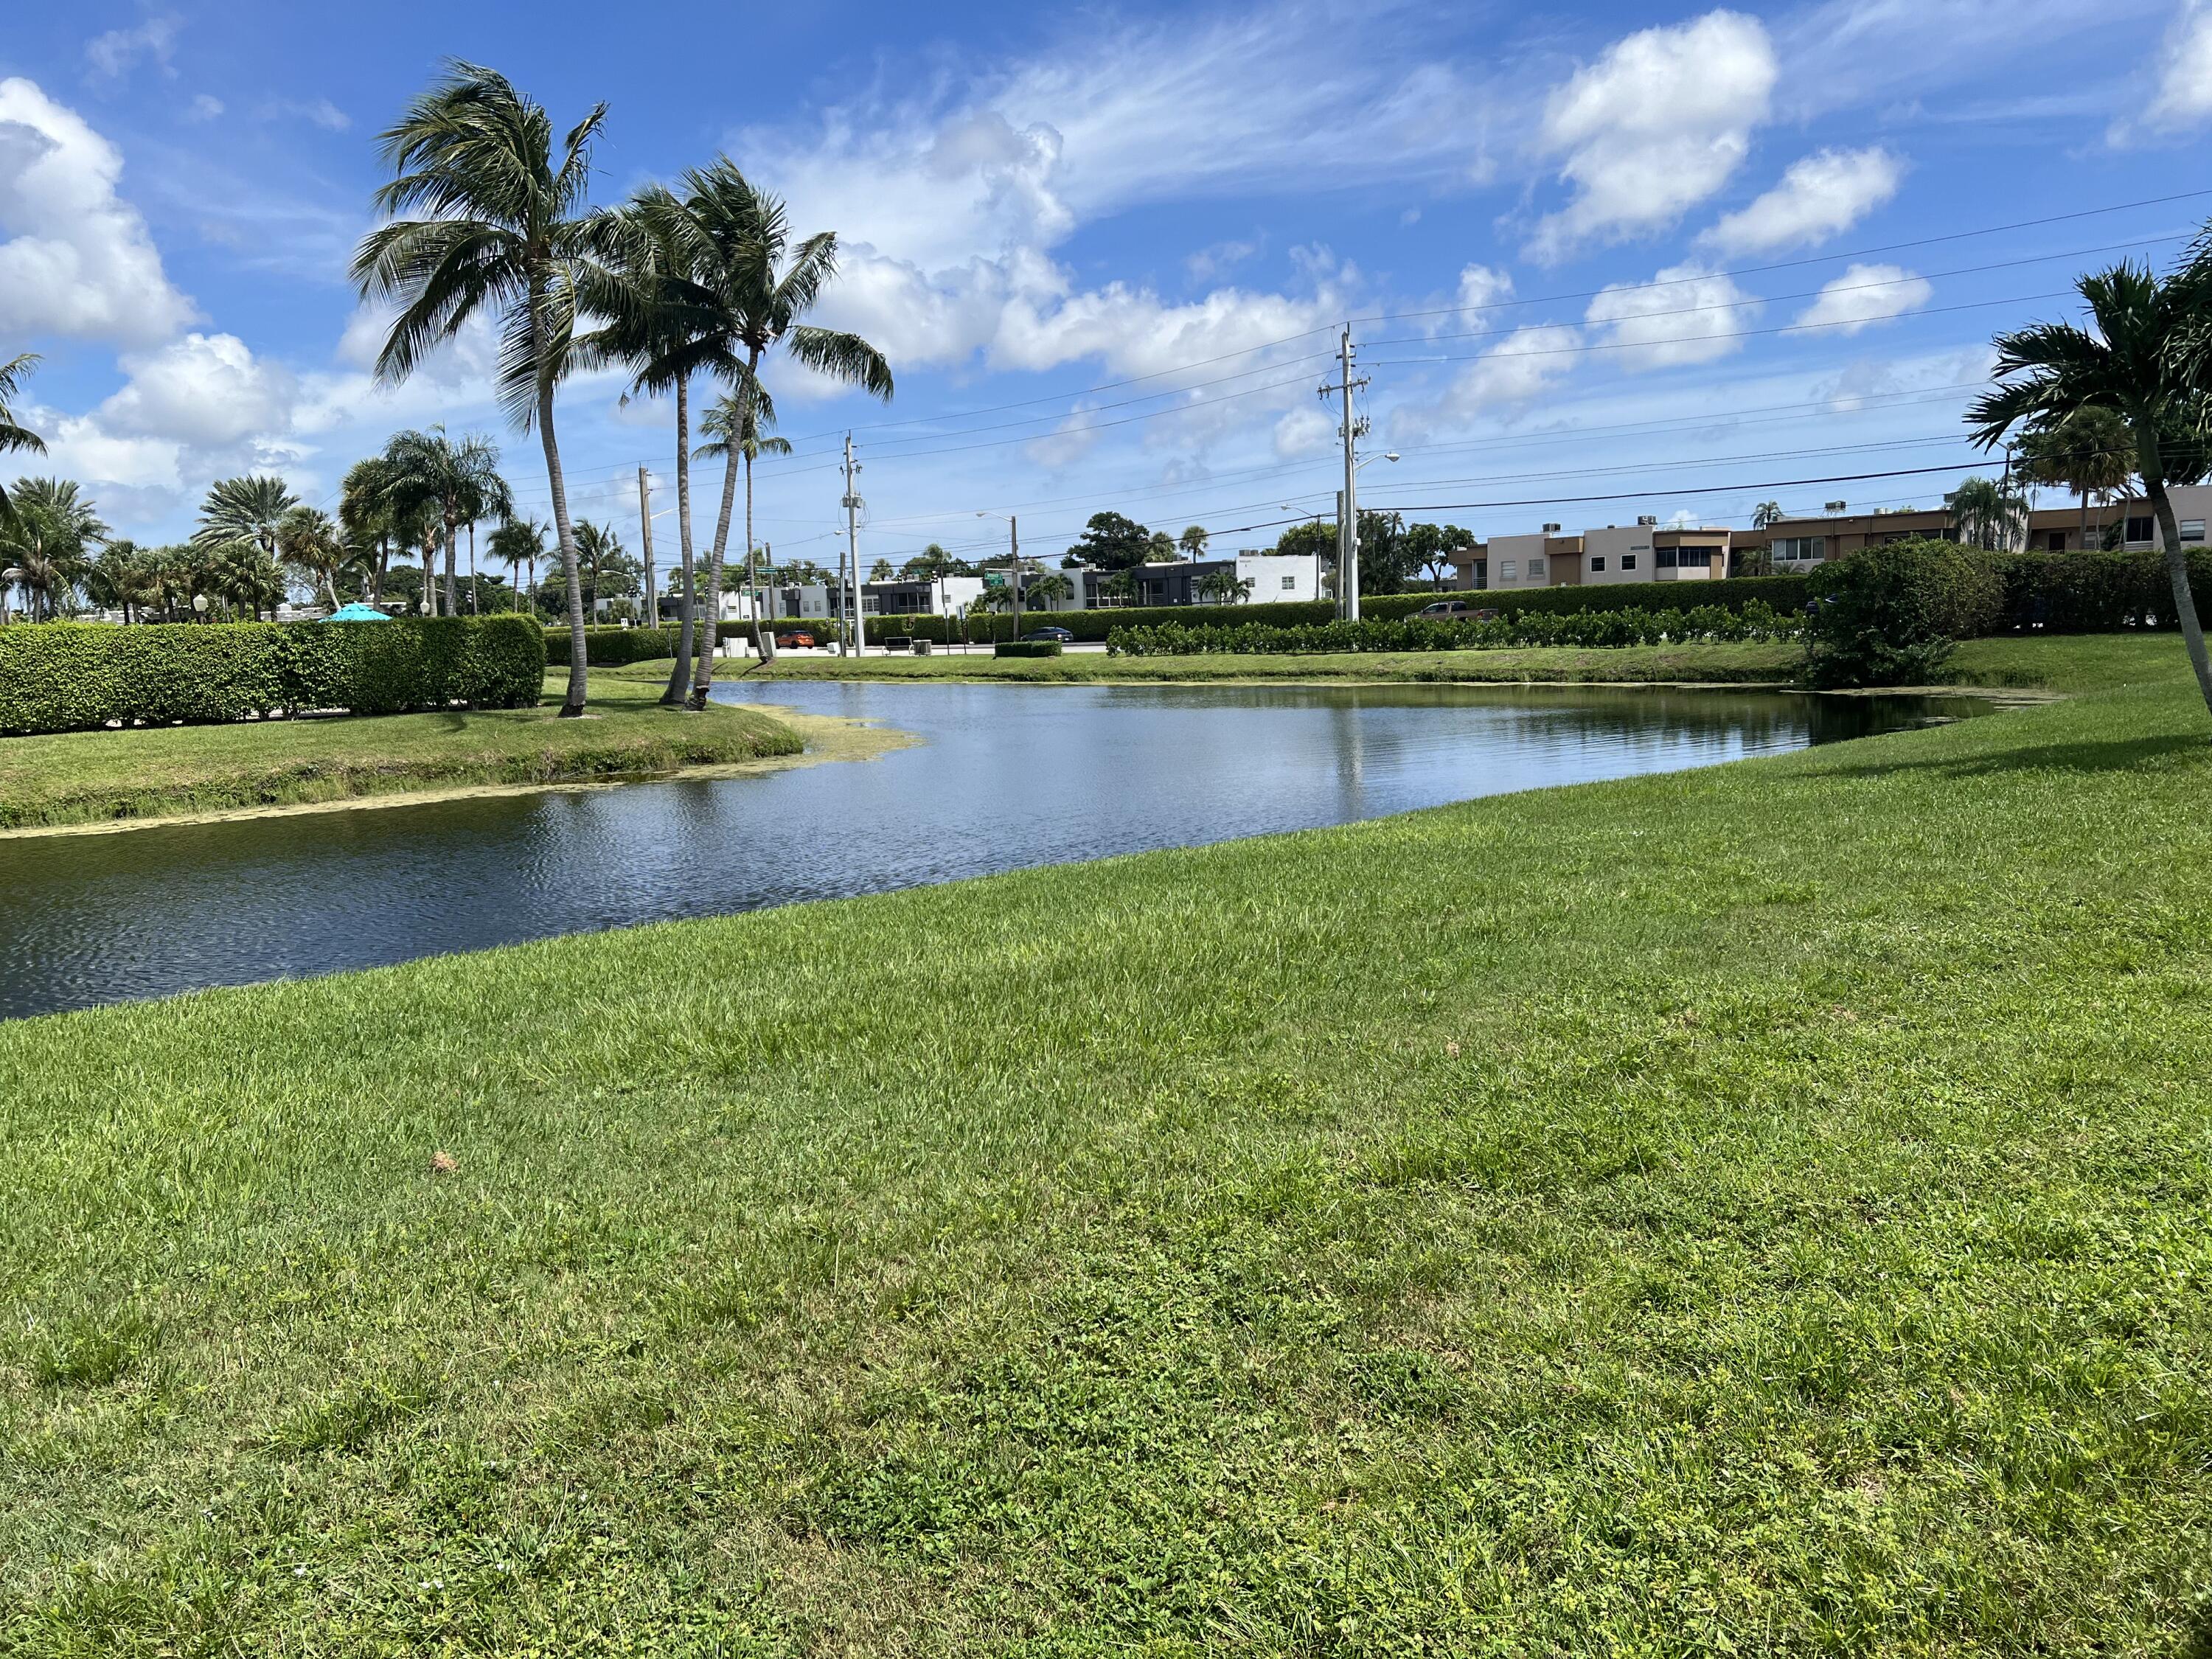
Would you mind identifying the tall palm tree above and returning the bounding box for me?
[1969,260,2212,720]
[0,354,46,526]
[675,159,893,706]
[84,539,156,622]
[209,540,286,621]
[352,60,611,714]
[696,389,791,664]
[489,517,547,616]
[1947,476,2029,552]
[383,428,509,617]
[1,479,107,619]
[195,476,297,557]
[1751,500,1784,529]
[573,520,623,615]
[277,506,352,609]
[340,456,405,605]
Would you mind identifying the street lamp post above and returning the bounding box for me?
[976,511,1020,644]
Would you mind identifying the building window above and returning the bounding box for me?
[1588,555,1606,572]
[1528,556,1547,580]
[1677,546,1716,568]
[1280,574,1296,589]
[2184,520,2206,543]
[2045,532,2067,552]
[2127,515,2154,543]
[1500,560,1517,581]
[1655,546,1679,568]
[1621,554,1637,571]
[1775,536,1826,562]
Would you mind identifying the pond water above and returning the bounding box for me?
[0,681,1986,1020]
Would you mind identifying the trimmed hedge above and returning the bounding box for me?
[0,616,545,737]
[1109,604,1802,658]
[543,626,679,668]
[994,639,1064,658]
[1363,576,1815,622]
[1806,540,2002,688]
[1980,549,2212,633]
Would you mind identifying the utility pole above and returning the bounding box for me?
[1009,515,1021,640]
[1319,325,1370,621]
[636,467,656,628]
[842,433,866,656]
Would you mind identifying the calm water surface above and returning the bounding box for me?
[0,681,1982,1019]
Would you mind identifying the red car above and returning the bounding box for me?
[773,630,817,649]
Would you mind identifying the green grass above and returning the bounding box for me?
[701,630,2192,693]
[4,641,2211,1652]
[0,672,801,830]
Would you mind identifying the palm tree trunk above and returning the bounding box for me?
[692,355,754,709]
[444,514,459,617]
[2144,473,2212,723]
[540,381,589,717]
[468,522,480,616]
[663,375,698,707]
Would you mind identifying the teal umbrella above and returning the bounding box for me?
[324,602,393,622]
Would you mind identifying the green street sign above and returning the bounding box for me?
[983,571,1006,588]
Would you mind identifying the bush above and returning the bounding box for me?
[1363,575,1812,622]
[1980,549,2212,633]
[1108,603,1801,658]
[1804,538,2002,688]
[994,639,1064,658]
[0,616,544,736]
[543,626,678,668]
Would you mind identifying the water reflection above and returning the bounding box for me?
[0,680,1980,1018]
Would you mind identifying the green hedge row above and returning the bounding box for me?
[1361,576,1815,622]
[1980,550,2212,632]
[0,616,545,736]
[994,639,1064,658]
[1107,603,1801,658]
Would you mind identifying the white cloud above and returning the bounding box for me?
[1186,238,1258,284]
[100,333,298,447]
[1025,405,1102,469]
[1455,264,1514,313]
[0,77,195,345]
[1700,147,1905,255]
[1526,11,1777,262]
[260,97,350,133]
[1272,405,1335,459]
[1585,264,1761,369]
[1393,324,1583,439]
[2131,0,2212,136]
[86,16,181,80]
[1795,263,1933,333]
[186,93,223,122]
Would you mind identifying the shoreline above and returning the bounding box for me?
[0,706,911,841]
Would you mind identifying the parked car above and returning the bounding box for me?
[1416,599,1479,619]
[1020,625,1075,642]
[773,630,817,648]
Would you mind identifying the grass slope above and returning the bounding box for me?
[0,673,801,830]
[3,647,2211,1652]
[704,631,2193,692]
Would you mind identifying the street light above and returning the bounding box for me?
[1338,452,1399,616]
[975,510,1020,644]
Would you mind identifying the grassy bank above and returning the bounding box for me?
[4,649,2211,1652]
[0,672,801,830]
[701,631,2193,692]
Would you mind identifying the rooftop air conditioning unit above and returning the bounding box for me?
[1825,500,1847,512]
[1542,522,1561,533]
[1636,515,1658,526]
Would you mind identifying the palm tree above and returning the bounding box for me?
[573,520,622,616]
[352,60,611,715]
[207,540,286,621]
[340,456,405,605]
[0,354,46,526]
[489,516,547,616]
[195,476,298,557]
[277,507,352,609]
[674,159,893,706]
[696,389,792,667]
[1947,476,2029,551]
[1099,568,1139,608]
[383,428,509,617]
[1751,500,1784,529]
[1969,260,2212,718]
[84,540,155,623]
[1,479,107,619]
[2017,404,2135,547]
[1178,524,1208,557]
[1193,566,1254,605]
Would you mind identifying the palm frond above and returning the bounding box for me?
[784,327,894,400]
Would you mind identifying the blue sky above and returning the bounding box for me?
[4,0,2211,568]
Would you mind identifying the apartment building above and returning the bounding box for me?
[1730,484,2212,568]
[1482,529,1585,591]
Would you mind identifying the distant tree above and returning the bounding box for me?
[84,539,156,623]
[1353,509,1413,595]
[1065,510,1155,571]
[1751,500,1784,529]
[1947,476,2031,552]
[490,518,549,617]
[1274,519,1335,563]
[195,475,297,558]
[2016,404,2135,546]
[1024,570,1075,608]
[1,479,107,620]
[869,557,894,581]
[1193,565,1253,605]
[0,354,46,526]
[1099,568,1140,606]
[1146,530,1178,563]
[208,539,285,621]
[276,506,353,608]
[1974,257,2212,720]
[1178,524,1208,557]
[1402,521,1472,591]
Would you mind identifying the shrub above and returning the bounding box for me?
[543,626,678,668]
[1363,575,1812,622]
[994,639,1064,658]
[1980,549,2212,633]
[1107,603,1801,658]
[0,616,544,736]
[1804,538,2002,688]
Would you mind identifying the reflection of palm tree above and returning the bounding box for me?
[1973,260,2212,718]
[352,60,611,716]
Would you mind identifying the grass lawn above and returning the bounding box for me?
[0,672,801,831]
[700,630,2194,693]
[4,639,2211,1652]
